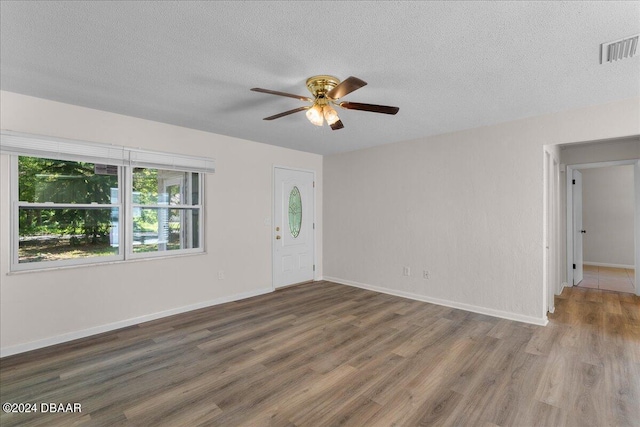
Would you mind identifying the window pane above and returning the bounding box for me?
[18,207,120,263]
[19,156,119,204]
[288,186,302,238]
[132,168,199,206]
[132,208,199,253]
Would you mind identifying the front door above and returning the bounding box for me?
[273,167,315,288]
[573,169,584,285]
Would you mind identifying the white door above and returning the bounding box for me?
[573,169,584,285]
[273,167,315,288]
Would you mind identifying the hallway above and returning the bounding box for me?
[578,265,635,294]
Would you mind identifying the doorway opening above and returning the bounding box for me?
[544,136,640,316]
[566,160,638,295]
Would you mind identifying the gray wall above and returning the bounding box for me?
[560,137,640,165]
[582,165,634,266]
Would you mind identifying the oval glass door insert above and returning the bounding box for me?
[288,186,302,238]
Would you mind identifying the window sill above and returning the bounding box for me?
[6,251,208,276]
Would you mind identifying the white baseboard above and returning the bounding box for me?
[583,262,634,269]
[324,276,548,326]
[559,282,569,293]
[548,282,569,314]
[0,287,273,358]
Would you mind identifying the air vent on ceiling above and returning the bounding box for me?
[600,34,639,64]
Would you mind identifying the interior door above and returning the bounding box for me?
[273,167,315,288]
[573,169,584,285]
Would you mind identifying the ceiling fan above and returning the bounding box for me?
[251,75,399,130]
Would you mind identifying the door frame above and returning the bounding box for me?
[272,165,317,291]
[543,149,561,314]
[566,159,639,296]
[571,169,585,286]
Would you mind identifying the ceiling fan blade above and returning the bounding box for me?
[339,102,399,115]
[327,76,367,99]
[330,120,344,130]
[251,88,313,102]
[263,106,310,121]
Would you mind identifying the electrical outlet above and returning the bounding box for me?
[218,271,225,280]
[423,270,430,279]
[403,266,411,276]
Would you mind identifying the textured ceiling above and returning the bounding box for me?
[1,1,639,155]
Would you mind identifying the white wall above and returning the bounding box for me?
[582,165,634,267]
[323,97,640,324]
[0,91,323,356]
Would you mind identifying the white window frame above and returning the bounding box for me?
[9,156,126,271]
[127,168,204,260]
[2,131,214,272]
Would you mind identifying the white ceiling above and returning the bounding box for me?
[1,1,638,155]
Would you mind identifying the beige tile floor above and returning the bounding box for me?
[578,264,636,294]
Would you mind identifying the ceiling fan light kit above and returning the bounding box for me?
[306,104,324,126]
[251,75,399,131]
[323,105,339,126]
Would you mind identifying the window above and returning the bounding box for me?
[288,186,302,238]
[2,131,214,271]
[130,168,202,256]
[16,156,122,266]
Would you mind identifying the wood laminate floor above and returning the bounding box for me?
[1,282,639,426]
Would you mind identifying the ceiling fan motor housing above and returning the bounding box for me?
[306,75,340,101]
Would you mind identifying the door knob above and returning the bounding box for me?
[276,235,281,240]
[275,227,280,231]
[581,230,586,234]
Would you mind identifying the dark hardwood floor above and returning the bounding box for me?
[1,282,638,426]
